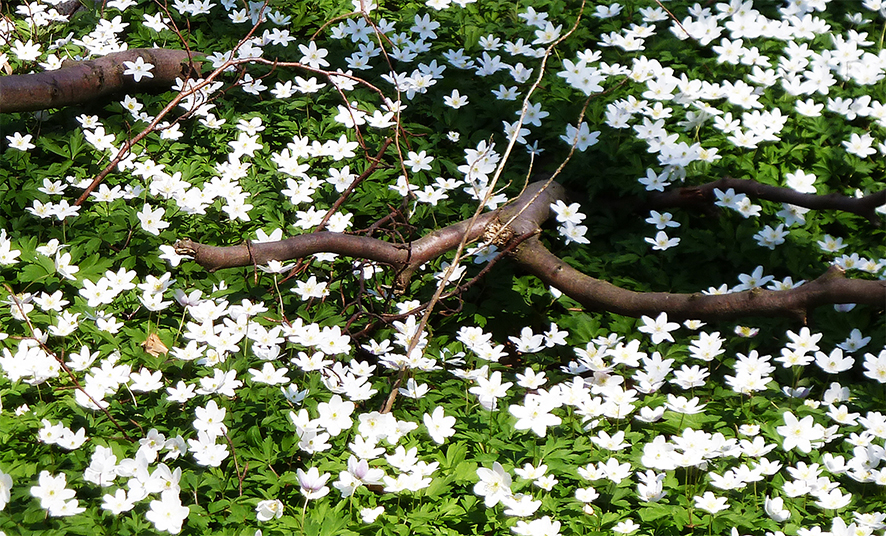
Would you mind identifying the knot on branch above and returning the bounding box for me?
[483,219,515,248]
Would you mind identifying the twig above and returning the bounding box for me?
[2,285,137,441]
[223,430,246,496]
[313,137,393,232]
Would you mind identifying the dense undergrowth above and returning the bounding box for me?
[0,0,885,534]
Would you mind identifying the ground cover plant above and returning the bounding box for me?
[0,0,885,534]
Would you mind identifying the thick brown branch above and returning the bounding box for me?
[175,212,504,290]
[174,180,564,288]
[514,240,886,322]
[174,179,884,322]
[0,49,201,113]
[174,217,499,289]
[387,182,563,288]
[642,177,885,225]
[176,232,410,272]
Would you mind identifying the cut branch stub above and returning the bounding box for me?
[0,48,202,113]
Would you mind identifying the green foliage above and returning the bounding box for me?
[0,0,885,535]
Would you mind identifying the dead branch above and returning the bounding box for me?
[174,179,885,322]
[0,48,202,113]
[175,216,499,292]
[174,181,565,290]
[638,177,885,225]
[514,238,885,323]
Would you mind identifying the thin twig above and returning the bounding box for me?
[223,430,246,496]
[313,137,393,232]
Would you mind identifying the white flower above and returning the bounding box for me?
[814,488,852,510]
[645,230,679,251]
[360,506,384,523]
[474,462,512,507]
[558,223,590,245]
[292,276,329,300]
[145,491,189,533]
[776,411,823,453]
[645,210,680,229]
[785,169,816,193]
[6,132,36,151]
[0,470,11,511]
[764,495,790,522]
[638,312,680,344]
[551,201,586,225]
[560,122,600,151]
[532,21,562,44]
[423,407,456,444]
[255,499,284,521]
[694,491,728,514]
[863,350,886,383]
[101,489,136,515]
[754,224,788,250]
[122,57,155,82]
[443,89,469,109]
[843,133,876,157]
[12,39,42,61]
[137,204,170,235]
[248,363,290,386]
[734,265,773,291]
[298,41,329,69]
[613,519,641,534]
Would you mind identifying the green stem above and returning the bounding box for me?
[878,19,885,50]
[272,274,284,318]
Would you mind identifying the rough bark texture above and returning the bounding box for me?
[0,49,201,113]
[175,179,886,322]
[514,240,885,322]
[174,181,565,290]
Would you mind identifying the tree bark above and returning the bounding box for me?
[174,179,886,322]
[515,239,885,322]
[0,49,201,113]
[615,176,886,225]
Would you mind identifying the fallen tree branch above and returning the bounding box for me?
[0,49,202,113]
[514,238,885,323]
[638,177,885,225]
[174,180,885,322]
[175,181,563,289]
